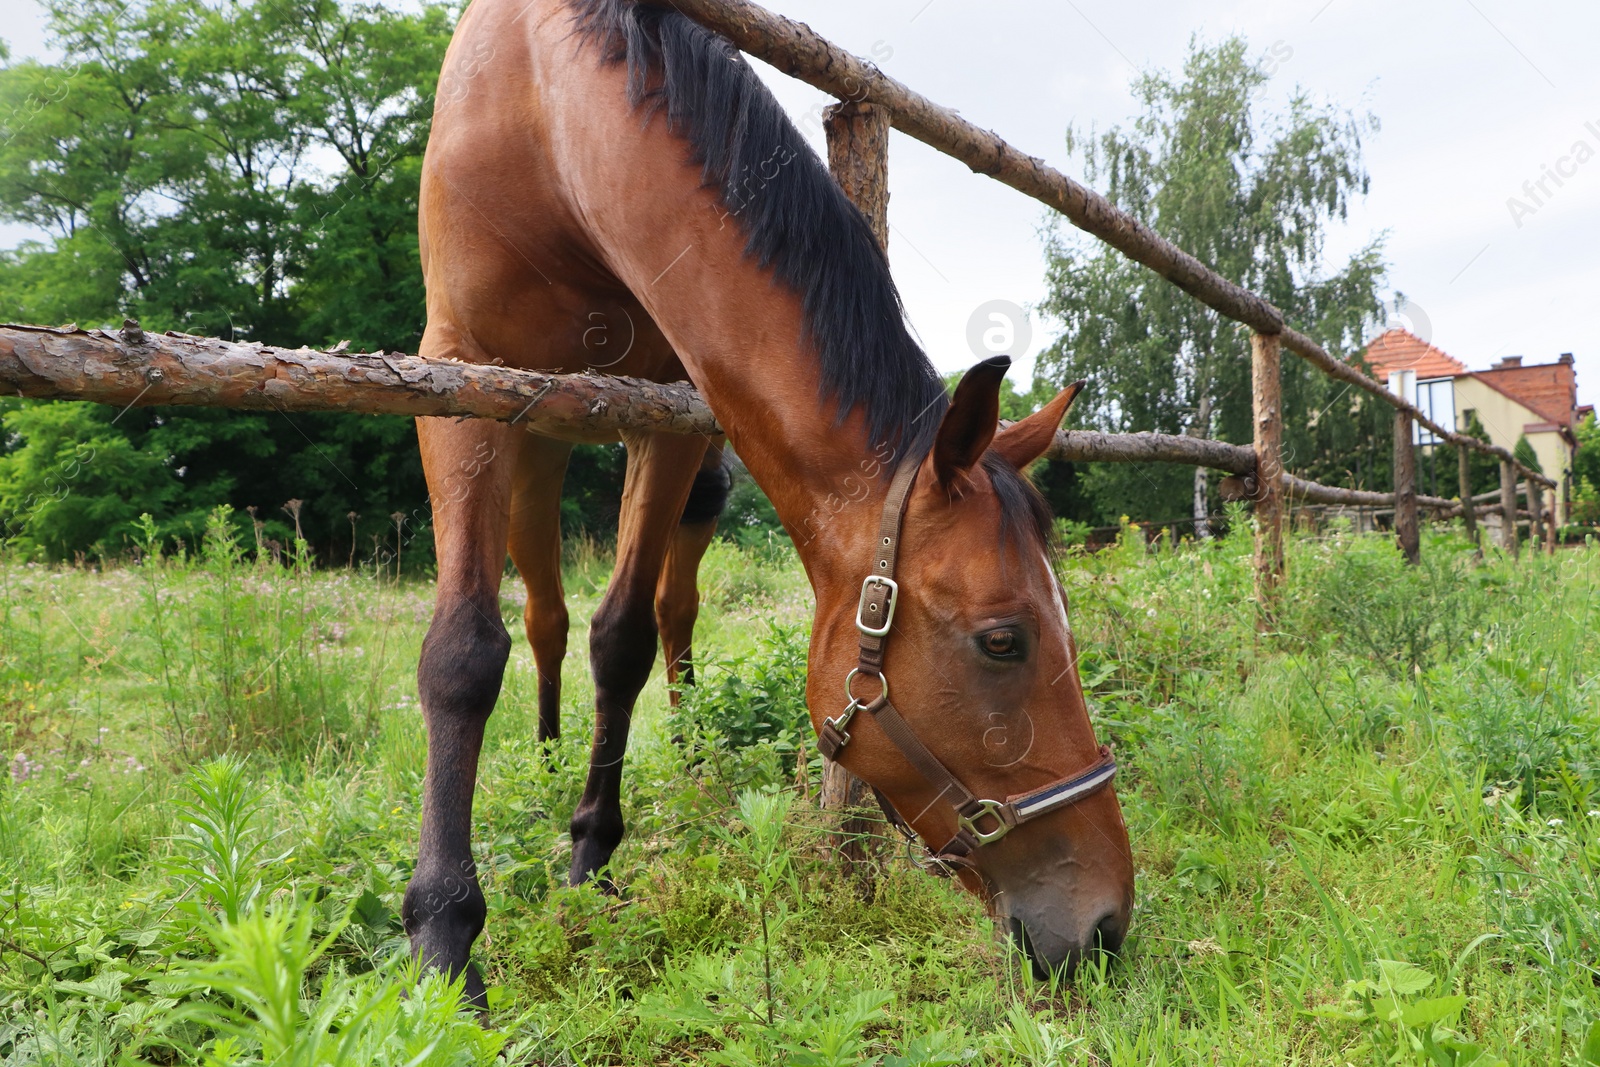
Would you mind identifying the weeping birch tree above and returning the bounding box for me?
[1037,36,1389,531]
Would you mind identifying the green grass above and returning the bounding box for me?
[2,511,1598,1065]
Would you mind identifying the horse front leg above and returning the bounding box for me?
[402,414,522,1011]
[569,431,708,885]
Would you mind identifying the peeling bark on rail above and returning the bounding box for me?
[0,323,723,438]
[0,322,1269,477]
[1042,428,1257,474]
[633,0,1556,491]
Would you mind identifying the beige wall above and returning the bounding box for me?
[1454,376,1574,521]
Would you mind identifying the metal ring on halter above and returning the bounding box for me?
[843,667,887,707]
[957,799,1013,845]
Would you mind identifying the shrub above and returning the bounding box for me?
[670,621,810,771]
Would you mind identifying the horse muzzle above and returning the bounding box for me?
[1005,895,1129,979]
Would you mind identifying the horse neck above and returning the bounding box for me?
[515,18,928,572]
[586,187,917,580]
[700,341,903,580]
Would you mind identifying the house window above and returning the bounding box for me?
[1414,378,1456,446]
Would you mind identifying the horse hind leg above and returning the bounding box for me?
[657,443,728,707]
[569,431,709,886]
[402,412,524,1012]
[507,436,575,743]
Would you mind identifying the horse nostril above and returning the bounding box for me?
[1006,916,1051,980]
[1093,910,1128,956]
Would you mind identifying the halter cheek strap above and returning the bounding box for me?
[816,457,1117,872]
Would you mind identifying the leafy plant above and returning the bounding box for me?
[671,622,810,769]
[166,756,286,924]
[174,899,513,1066]
[1309,959,1505,1067]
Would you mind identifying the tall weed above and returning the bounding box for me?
[133,507,376,760]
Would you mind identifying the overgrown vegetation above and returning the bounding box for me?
[0,0,653,563]
[2,519,1597,1064]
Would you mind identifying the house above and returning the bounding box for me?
[1361,329,1590,523]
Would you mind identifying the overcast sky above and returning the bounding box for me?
[5,0,1597,408]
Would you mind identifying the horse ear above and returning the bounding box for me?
[992,380,1085,470]
[932,356,1010,489]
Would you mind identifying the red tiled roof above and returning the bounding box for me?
[1360,329,1468,382]
[1473,362,1579,428]
[1360,330,1584,429]
[1356,331,1465,385]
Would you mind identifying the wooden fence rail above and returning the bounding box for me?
[3,322,1503,521]
[0,322,721,439]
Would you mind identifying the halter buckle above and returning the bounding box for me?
[958,799,1013,845]
[856,575,899,637]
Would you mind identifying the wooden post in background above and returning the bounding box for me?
[821,99,890,882]
[1525,477,1545,557]
[1251,332,1285,626]
[1499,459,1519,557]
[1457,444,1478,550]
[1390,370,1420,565]
[1546,487,1559,555]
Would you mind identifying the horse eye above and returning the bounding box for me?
[979,629,1020,659]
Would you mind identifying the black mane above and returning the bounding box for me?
[571,0,943,451]
[570,0,1052,547]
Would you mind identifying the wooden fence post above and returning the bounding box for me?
[1526,477,1545,557]
[1546,487,1559,555]
[1390,371,1420,565]
[821,99,890,881]
[1499,459,1519,557]
[825,101,890,243]
[1251,331,1284,625]
[1457,443,1477,549]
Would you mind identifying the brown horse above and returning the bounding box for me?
[405,0,1134,1005]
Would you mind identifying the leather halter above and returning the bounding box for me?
[815,456,1117,873]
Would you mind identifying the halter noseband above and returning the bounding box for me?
[815,457,1117,873]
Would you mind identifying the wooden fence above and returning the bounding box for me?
[2,322,1508,513]
[0,0,1560,574]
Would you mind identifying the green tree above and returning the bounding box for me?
[0,400,175,557]
[0,0,454,561]
[0,0,448,345]
[1512,435,1542,475]
[1572,412,1600,526]
[1036,36,1388,530]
